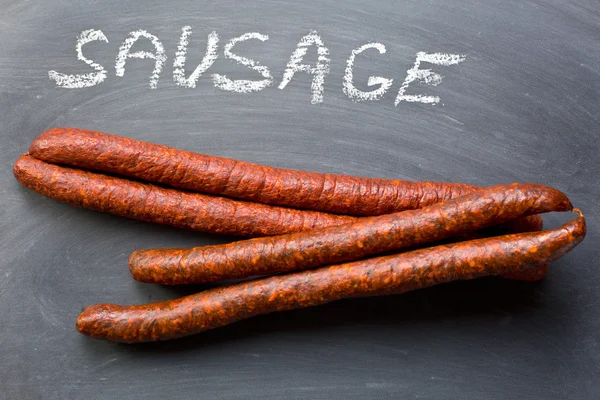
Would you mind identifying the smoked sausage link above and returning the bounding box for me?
[13,154,547,281]
[13,155,355,236]
[28,128,515,215]
[129,183,572,284]
[77,212,586,343]
[27,127,544,237]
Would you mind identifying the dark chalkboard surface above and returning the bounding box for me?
[1,0,599,398]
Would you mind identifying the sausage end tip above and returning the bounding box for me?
[12,154,30,180]
[76,304,119,338]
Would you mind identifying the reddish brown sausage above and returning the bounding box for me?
[27,127,511,215]
[13,155,354,236]
[129,183,572,285]
[12,154,546,280]
[76,211,586,343]
[27,127,545,242]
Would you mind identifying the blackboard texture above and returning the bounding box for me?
[1,0,599,399]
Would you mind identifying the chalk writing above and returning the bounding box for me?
[48,29,109,89]
[212,32,274,93]
[395,52,466,105]
[115,30,167,89]
[49,28,466,106]
[343,42,393,102]
[173,26,219,88]
[278,30,331,104]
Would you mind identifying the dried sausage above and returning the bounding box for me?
[13,154,547,280]
[28,128,528,218]
[13,155,354,237]
[76,210,586,343]
[129,183,572,285]
[28,127,544,240]
[29,127,477,215]
[13,155,549,280]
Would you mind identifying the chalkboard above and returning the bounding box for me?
[1,0,599,399]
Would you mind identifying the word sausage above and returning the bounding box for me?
[49,28,466,105]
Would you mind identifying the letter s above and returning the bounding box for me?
[48,29,109,89]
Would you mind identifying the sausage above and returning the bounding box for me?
[13,154,546,281]
[76,210,586,343]
[27,127,545,244]
[129,183,572,285]
[13,155,355,237]
[27,128,527,217]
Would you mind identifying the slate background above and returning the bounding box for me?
[1,0,598,398]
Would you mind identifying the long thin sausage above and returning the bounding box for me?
[12,155,546,280]
[13,155,354,237]
[129,183,572,285]
[27,127,544,237]
[28,128,527,217]
[76,211,586,343]
[27,127,544,238]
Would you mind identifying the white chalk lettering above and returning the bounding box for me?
[173,26,219,88]
[49,27,468,108]
[343,43,393,102]
[48,29,109,88]
[278,30,331,104]
[395,52,466,105]
[115,30,167,89]
[212,32,273,93]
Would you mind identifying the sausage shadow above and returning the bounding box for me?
[119,276,547,353]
